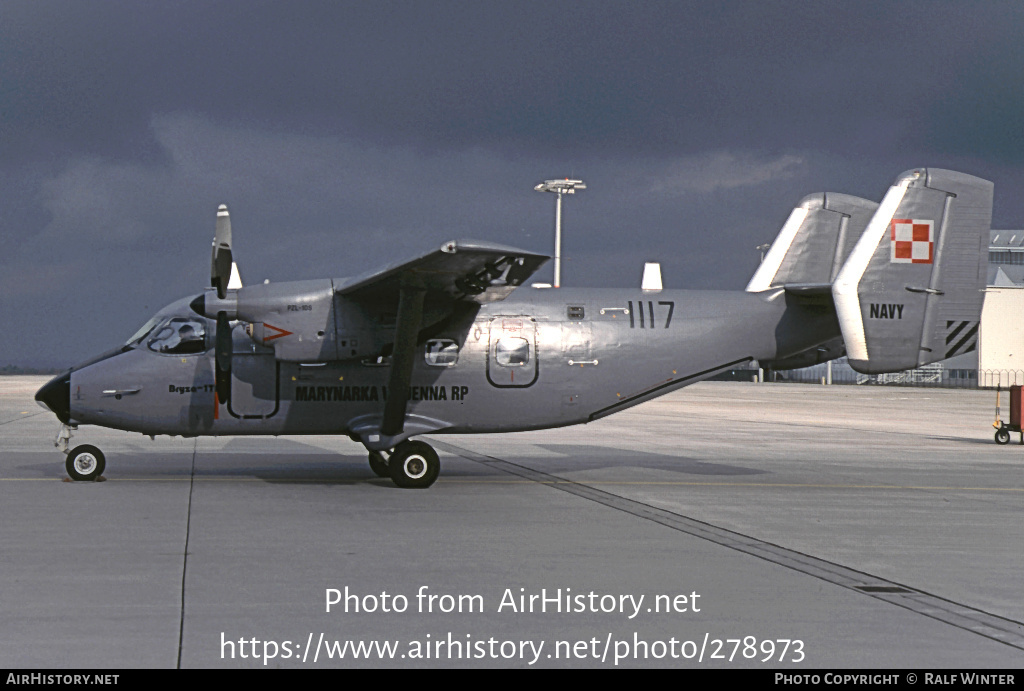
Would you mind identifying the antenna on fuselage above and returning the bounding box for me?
[641,262,662,291]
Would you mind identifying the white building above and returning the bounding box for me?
[979,231,1024,385]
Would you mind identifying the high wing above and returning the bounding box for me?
[335,239,549,304]
[335,240,549,450]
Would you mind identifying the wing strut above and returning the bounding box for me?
[381,285,427,437]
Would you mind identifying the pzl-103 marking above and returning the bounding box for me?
[35,168,993,488]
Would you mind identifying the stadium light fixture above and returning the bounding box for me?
[534,178,586,288]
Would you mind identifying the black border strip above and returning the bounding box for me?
[945,321,967,346]
[588,357,753,422]
[227,361,282,420]
[946,323,978,359]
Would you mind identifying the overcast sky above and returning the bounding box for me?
[3,0,1024,367]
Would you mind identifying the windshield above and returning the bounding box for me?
[124,316,163,347]
[146,317,210,355]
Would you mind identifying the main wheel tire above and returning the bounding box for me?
[368,451,390,478]
[995,428,1011,445]
[388,441,440,489]
[66,445,106,481]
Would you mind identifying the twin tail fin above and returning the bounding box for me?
[748,168,992,375]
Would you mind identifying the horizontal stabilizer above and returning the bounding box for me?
[782,283,834,296]
[762,336,846,371]
[832,168,992,373]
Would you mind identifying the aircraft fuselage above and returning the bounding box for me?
[58,286,838,439]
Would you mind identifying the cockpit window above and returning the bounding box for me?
[125,316,162,347]
[147,318,209,355]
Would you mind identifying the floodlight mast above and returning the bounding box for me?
[534,178,586,288]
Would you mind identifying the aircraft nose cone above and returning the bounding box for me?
[35,372,71,424]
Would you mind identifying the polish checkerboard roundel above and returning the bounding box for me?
[890,218,933,264]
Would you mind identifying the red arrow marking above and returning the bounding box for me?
[263,323,294,342]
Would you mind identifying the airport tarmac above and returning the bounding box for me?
[2,376,1022,669]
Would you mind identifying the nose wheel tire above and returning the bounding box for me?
[388,441,440,489]
[995,428,1011,445]
[66,445,106,481]
[368,450,390,478]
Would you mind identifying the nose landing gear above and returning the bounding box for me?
[54,423,105,482]
[66,445,106,482]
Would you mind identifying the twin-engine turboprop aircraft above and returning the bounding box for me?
[36,168,992,487]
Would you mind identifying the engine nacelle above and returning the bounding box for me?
[193,279,466,363]
[193,280,339,361]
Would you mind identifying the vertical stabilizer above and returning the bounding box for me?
[746,193,878,291]
[832,168,992,374]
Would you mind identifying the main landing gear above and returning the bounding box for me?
[367,440,440,489]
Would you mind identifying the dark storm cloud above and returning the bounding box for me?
[922,40,1024,163]
[4,1,1021,158]
[2,1,1024,366]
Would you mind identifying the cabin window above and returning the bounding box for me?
[425,339,459,367]
[147,318,209,355]
[495,337,530,366]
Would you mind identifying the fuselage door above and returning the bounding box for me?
[486,317,537,388]
[228,325,279,419]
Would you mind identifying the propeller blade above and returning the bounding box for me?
[215,311,232,405]
[211,204,233,299]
